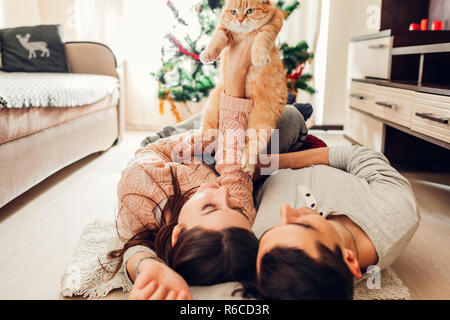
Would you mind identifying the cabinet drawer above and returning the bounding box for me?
[349,36,393,80]
[349,81,376,114]
[344,107,385,152]
[372,86,413,127]
[411,92,450,143]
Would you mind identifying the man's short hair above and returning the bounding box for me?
[239,242,354,300]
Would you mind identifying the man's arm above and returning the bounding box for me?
[258,145,413,194]
[327,145,412,190]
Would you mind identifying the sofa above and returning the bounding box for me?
[0,41,124,208]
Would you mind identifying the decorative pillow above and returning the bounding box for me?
[0,24,69,73]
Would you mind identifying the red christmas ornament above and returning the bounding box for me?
[420,19,428,31]
[286,63,305,80]
[409,23,419,31]
[168,35,200,61]
[432,20,442,31]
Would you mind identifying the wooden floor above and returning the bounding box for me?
[389,170,450,300]
[0,130,449,299]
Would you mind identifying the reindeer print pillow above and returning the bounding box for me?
[0,24,69,73]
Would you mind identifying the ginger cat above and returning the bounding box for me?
[199,0,288,176]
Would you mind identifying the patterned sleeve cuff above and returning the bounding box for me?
[220,91,253,113]
[328,145,354,171]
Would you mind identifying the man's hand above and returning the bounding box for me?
[128,259,192,300]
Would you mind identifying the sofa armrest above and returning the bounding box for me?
[64,41,119,78]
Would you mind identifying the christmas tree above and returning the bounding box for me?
[152,0,314,122]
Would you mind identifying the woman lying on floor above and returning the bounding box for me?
[106,37,312,300]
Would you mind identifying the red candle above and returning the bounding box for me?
[420,19,428,30]
[409,23,420,31]
[431,20,443,31]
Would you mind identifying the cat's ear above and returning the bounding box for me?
[261,0,270,3]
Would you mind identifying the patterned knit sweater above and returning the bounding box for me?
[116,92,255,241]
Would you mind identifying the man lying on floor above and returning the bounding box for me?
[244,145,420,299]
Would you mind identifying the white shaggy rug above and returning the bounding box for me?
[61,219,411,300]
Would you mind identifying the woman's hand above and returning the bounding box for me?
[128,259,192,300]
[224,36,255,98]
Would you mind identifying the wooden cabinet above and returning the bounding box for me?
[345,34,450,152]
[346,79,449,150]
[345,0,450,167]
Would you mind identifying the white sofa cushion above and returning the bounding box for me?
[0,71,118,108]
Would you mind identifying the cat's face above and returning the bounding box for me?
[221,0,274,34]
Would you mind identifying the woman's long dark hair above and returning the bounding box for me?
[104,166,259,285]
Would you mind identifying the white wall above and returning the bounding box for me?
[278,0,323,123]
[320,0,381,125]
[312,0,330,126]
[39,0,77,41]
[0,0,4,28]
[0,0,41,28]
[0,0,75,41]
[279,0,382,126]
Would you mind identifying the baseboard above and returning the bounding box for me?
[343,134,360,146]
[310,125,344,131]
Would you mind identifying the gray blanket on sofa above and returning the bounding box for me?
[0,71,118,108]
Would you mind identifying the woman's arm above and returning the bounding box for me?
[254,147,329,178]
[279,147,329,169]
[116,132,202,274]
[135,130,198,164]
[140,113,202,147]
[214,92,256,223]
[213,37,257,224]
[127,251,192,300]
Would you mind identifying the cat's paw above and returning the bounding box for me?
[252,53,271,67]
[200,50,218,65]
[242,162,256,176]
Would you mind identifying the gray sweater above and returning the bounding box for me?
[253,145,420,270]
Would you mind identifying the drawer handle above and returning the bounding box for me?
[376,101,398,110]
[350,94,365,100]
[415,112,449,124]
[368,44,387,49]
